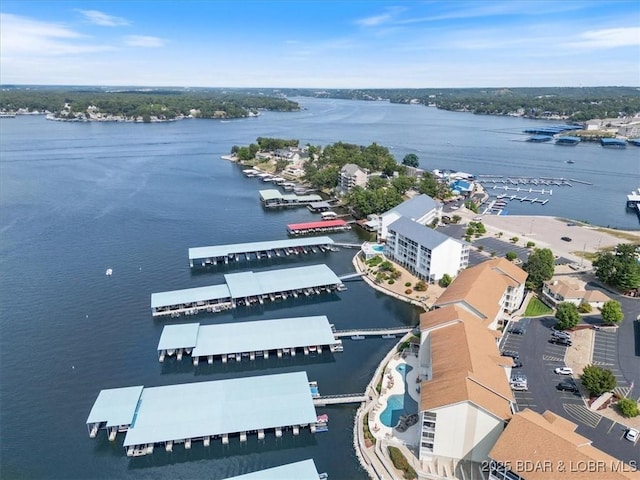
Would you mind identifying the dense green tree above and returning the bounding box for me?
[555,302,580,330]
[463,200,478,213]
[580,365,617,396]
[236,146,253,161]
[601,300,624,325]
[506,251,518,261]
[391,176,416,195]
[402,153,419,168]
[438,274,452,287]
[617,397,639,417]
[523,248,555,290]
[367,176,388,190]
[417,173,439,197]
[593,244,640,291]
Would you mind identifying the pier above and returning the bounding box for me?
[287,219,351,236]
[157,316,343,365]
[86,372,319,456]
[151,264,346,318]
[188,237,335,268]
[490,185,552,195]
[260,189,322,208]
[338,272,366,281]
[313,393,367,406]
[333,327,414,338]
[477,175,575,187]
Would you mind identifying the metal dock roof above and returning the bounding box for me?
[223,460,320,480]
[224,264,341,298]
[121,372,317,447]
[151,284,231,309]
[157,316,336,355]
[287,219,347,230]
[188,237,334,260]
[86,386,144,428]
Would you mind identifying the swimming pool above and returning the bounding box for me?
[379,364,418,428]
[372,244,384,252]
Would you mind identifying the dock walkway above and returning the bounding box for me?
[313,393,367,406]
[333,327,413,338]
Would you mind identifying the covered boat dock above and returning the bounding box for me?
[260,189,322,208]
[188,237,335,267]
[151,264,345,317]
[287,219,351,236]
[86,372,319,456]
[157,315,343,365]
[601,138,627,148]
[224,460,322,480]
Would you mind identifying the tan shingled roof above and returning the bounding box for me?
[420,305,514,420]
[545,280,585,299]
[434,258,528,322]
[490,409,637,479]
[583,290,610,303]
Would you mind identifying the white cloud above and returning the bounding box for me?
[77,9,129,27]
[565,27,640,49]
[0,13,114,56]
[123,35,166,47]
[355,6,405,27]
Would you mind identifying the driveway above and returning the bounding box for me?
[502,316,638,464]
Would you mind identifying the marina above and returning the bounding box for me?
[188,237,335,267]
[260,189,323,208]
[86,372,319,456]
[287,219,351,236]
[224,459,324,480]
[151,264,346,317]
[157,316,343,365]
[476,175,573,187]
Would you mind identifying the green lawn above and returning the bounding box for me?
[524,296,553,317]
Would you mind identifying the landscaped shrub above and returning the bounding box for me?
[526,241,536,248]
[414,280,427,292]
[405,282,412,287]
[405,289,412,295]
[388,279,395,285]
[617,397,640,418]
[578,302,593,313]
[388,446,417,479]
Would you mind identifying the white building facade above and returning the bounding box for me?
[338,163,368,192]
[384,216,468,282]
[379,194,442,241]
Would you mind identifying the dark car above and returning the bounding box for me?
[501,350,519,360]
[561,236,572,242]
[512,360,523,368]
[550,337,572,346]
[556,381,578,393]
[509,326,525,335]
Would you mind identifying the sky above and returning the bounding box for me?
[1,0,639,88]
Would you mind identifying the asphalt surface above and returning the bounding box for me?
[502,315,639,465]
[474,237,530,264]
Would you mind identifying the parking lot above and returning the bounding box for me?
[501,316,639,463]
[474,237,530,264]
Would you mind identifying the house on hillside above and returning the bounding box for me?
[338,163,368,193]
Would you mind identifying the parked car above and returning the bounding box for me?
[501,350,519,360]
[551,330,571,340]
[556,381,578,392]
[550,337,572,346]
[555,367,573,375]
[561,236,572,242]
[511,373,527,383]
[509,326,525,335]
[625,428,639,442]
[512,360,523,368]
[511,382,528,391]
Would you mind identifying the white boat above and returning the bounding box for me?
[105,268,113,276]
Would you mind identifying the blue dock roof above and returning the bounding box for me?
[601,138,627,146]
[86,386,144,428]
[157,316,336,355]
[118,372,317,447]
[151,284,231,309]
[223,460,320,480]
[189,237,334,261]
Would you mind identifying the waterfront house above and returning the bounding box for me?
[434,258,528,330]
[489,409,637,480]
[384,216,469,282]
[417,305,515,468]
[542,279,610,309]
[338,164,368,193]
[379,194,442,241]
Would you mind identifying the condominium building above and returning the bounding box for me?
[379,194,442,241]
[434,258,528,330]
[384,216,469,283]
[338,163,368,192]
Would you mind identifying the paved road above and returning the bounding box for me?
[502,316,639,465]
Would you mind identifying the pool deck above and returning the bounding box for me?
[368,352,421,446]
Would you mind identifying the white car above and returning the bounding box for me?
[625,428,639,442]
[555,367,573,375]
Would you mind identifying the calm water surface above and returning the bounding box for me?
[0,98,638,479]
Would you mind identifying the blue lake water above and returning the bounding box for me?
[0,98,638,480]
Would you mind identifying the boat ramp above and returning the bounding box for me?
[188,237,336,268]
[86,372,321,456]
[157,316,343,365]
[151,264,346,318]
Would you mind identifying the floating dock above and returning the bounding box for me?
[601,138,627,148]
[223,460,323,480]
[157,316,343,365]
[307,201,332,212]
[188,237,335,268]
[287,219,351,236]
[151,264,345,317]
[86,372,319,456]
[260,189,322,208]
